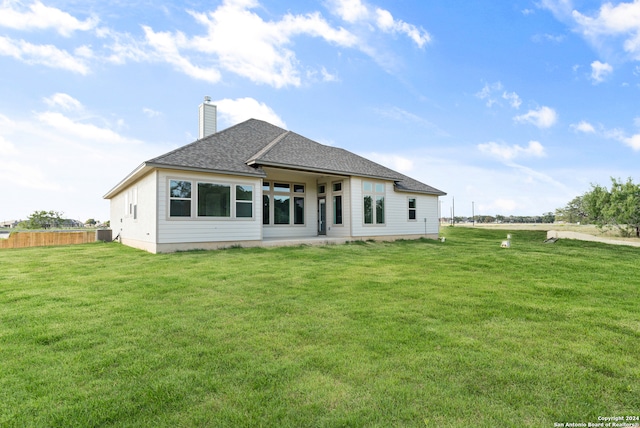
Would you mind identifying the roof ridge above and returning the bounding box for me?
[147,118,256,163]
[246,130,290,164]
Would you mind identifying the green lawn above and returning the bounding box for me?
[1,228,638,427]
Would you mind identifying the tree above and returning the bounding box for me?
[20,210,64,229]
[555,196,588,223]
[541,212,555,223]
[85,218,96,226]
[583,177,640,237]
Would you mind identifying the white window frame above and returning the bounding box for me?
[262,181,305,226]
[167,178,254,220]
[408,197,417,221]
[332,180,343,226]
[363,181,386,226]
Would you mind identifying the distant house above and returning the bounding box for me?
[61,219,85,228]
[104,100,446,253]
[0,220,19,228]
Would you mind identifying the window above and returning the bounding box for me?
[363,181,385,225]
[236,185,253,218]
[170,180,192,217]
[376,196,385,224]
[263,181,305,225]
[364,195,373,224]
[263,182,270,225]
[124,187,138,219]
[274,195,290,224]
[333,195,342,225]
[263,195,270,225]
[318,184,326,194]
[408,198,417,220]
[169,179,253,219]
[274,182,290,192]
[132,187,138,220]
[294,197,304,224]
[198,183,230,217]
[332,181,343,225]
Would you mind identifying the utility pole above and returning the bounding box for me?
[452,197,455,226]
[472,201,475,226]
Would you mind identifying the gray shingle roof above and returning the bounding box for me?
[146,119,445,195]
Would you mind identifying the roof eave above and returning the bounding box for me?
[103,163,151,199]
[104,162,267,200]
[394,186,447,196]
[146,162,267,179]
[247,160,397,181]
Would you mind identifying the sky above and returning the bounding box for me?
[1,0,640,223]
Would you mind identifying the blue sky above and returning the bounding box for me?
[1,0,640,222]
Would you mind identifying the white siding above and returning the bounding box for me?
[157,170,262,244]
[350,178,440,238]
[324,178,351,238]
[262,169,319,239]
[110,171,157,246]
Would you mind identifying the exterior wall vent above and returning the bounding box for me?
[199,96,217,139]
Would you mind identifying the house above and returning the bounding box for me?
[0,220,19,228]
[104,100,446,253]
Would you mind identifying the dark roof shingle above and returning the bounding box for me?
[146,119,445,195]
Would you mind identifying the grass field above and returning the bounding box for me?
[1,228,639,427]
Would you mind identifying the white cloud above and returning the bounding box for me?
[330,0,369,23]
[475,82,503,107]
[572,1,640,58]
[44,93,84,111]
[0,1,426,85]
[36,111,144,145]
[365,153,414,173]
[502,91,522,109]
[599,126,640,151]
[0,36,90,74]
[0,105,169,221]
[99,27,151,65]
[360,148,579,217]
[538,0,575,18]
[531,33,565,43]
[623,134,640,150]
[590,60,613,83]
[143,108,162,118]
[475,82,521,110]
[374,106,449,136]
[374,8,431,47]
[328,0,431,48]
[214,97,286,128]
[141,26,222,84]
[168,2,358,88]
[0,1,98,37]
[0,135,18,155]
[570,120,596,133]
[514,106,558,128]
[478,141,546,161]
[320,67,339,82]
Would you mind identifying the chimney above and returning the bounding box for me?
[198,96,217,139]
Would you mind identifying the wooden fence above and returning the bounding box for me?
[0,230,112,249]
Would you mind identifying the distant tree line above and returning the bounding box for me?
[443,213,556,224]
[15,211,108,229]
[556,177,640,237]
